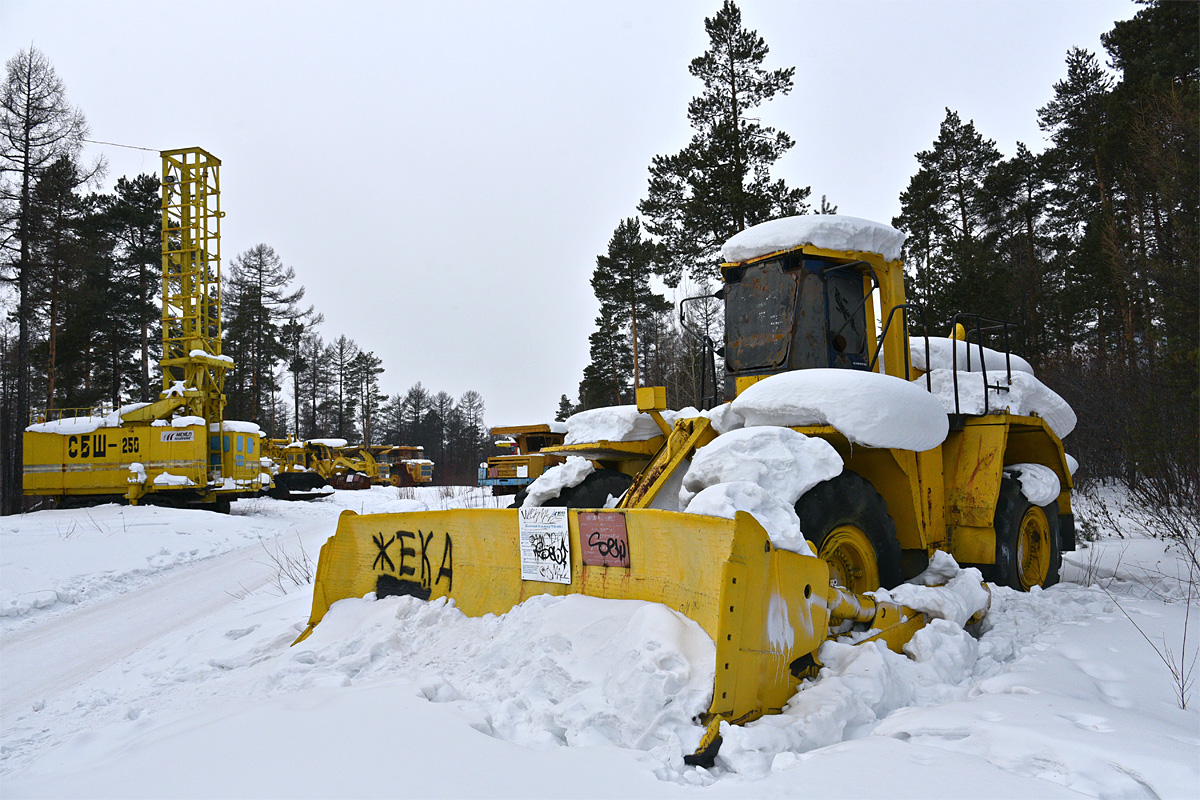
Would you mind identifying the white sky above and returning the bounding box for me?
[1,0,1135,428]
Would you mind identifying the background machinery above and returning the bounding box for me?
[23,148,267,510]
[478,423,566,495]
[296,215,1073,760]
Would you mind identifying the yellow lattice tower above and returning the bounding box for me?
[160,148,230,426]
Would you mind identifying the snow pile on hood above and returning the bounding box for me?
[150,415,207,428]
[305,437,346,447]
[876,551,991,628]
[522,456,594,507]
[26,402,153,434]
[563,405,701,445]
[731,369,949,451]
[721,215,907,263]
[1004,463,1062,506]
[684,483,813,556]
[923,369,1077,439]
[565,406,663,444]
[910,338,1035,375]
[301,593,715,765]
[680,427,842,508]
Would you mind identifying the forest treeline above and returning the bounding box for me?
[0,50,491,510]
[2,1,1196,515]
[568,1,1196,512]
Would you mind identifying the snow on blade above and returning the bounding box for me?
[684,481,813,556]
[522,456,594,507]
[922,369,1077,439]
[1004,463,1061,507]
[731,369,949,451]
[680,426,842,508]
[909,338,1035,375]
[302,593,715,760]
[721,215,907,263]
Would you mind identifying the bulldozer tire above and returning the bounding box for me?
[794,471,903,592]
[542,469,633,509]
[508,487,528,509]
[990,477,1061,591]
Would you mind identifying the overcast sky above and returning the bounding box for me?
[3,0,1135,428]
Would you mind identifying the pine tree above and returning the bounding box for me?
[555,394,575,422]
[101,174,161,401]
[892,109,1002,331]
[351,350,384,446]
[0,48,92,511]
[589,218,672,393]
[638,0,811,287]
[224,244,309,427]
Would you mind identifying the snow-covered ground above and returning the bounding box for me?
[2,486,1196,799]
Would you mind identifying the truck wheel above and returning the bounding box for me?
[991,477,1061,590]
[794,471,903,592]
[542,469,632,509]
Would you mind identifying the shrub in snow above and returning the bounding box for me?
[680,426,842,508]
[731,368,949,451]
[720,214,906,263]
[908,337,1034,375]
[1004,463,1061,507]
[683,481,813,556]
[922,368,1077,439]
[522,456,595,507]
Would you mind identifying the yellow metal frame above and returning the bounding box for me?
[296,507,926,747]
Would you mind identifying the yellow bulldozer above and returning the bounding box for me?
[265,438,380,494]
[295,215,1074,763]
[22,148,269,511]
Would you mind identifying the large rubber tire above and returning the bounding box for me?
[531,469,633,509]
[990,476,1061,590]
[794,471,904,592]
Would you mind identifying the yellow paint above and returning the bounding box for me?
[734,375,770,396]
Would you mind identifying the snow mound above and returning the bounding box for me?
[702,402,746,434]
[302,593,714,762]
[1065,453,1079,476]
[877,551,991,628]
[910,338,1035,375]
[1005,463,1061,507]
[684,482,813,556]
[681,426,842,508]
[305,437,347,447]
[522,456,594,507]
[923,369,1076,439]
[731,369,948,451]
[563,406,702,445]
[721,215,907,263]
[565,405,663,444]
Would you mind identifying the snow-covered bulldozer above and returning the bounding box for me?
[296,215,1074,761]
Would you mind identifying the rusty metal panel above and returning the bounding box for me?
[725,259,799,371]
[578,511,630,568]
[942,418,1009,530]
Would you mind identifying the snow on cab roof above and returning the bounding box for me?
[721,214,907,264]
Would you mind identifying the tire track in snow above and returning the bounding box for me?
[1,542,277,723]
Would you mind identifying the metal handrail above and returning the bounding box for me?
[949,313,1016,416]
[679,292,721,410]
[869,303,931,392]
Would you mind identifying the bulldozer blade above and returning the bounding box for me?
[296,507,834,740]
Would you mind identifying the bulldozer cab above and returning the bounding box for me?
[722,252,874,398]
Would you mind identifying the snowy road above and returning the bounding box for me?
[1,542,273,723]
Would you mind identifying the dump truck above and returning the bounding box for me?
[23,148,269,511]
[296,214,1074,762]
[383,445,434,487]
[478,423,567,495]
